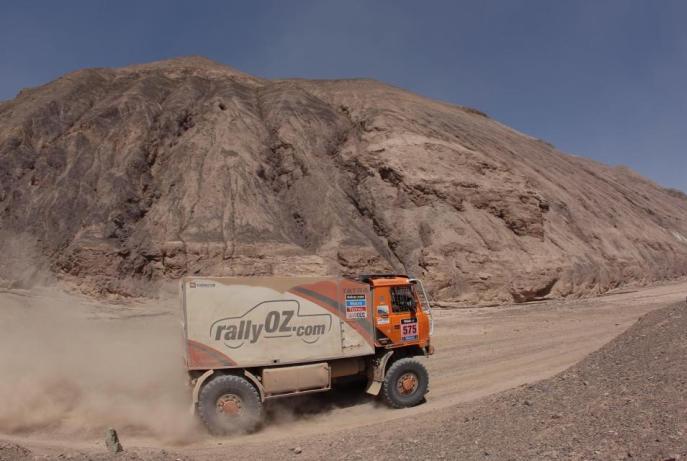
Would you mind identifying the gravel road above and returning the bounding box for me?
[1,280,685,460]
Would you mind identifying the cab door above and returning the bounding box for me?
[372,285,421,346]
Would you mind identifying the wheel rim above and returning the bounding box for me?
[397,372,419,395]
[216,393,243,416]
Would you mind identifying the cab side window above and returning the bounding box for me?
[391,285,416,313]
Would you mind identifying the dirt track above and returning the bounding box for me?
[1,280,686,459]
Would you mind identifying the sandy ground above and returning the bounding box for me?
[1,279,686,459]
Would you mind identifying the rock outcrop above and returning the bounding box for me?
[1,56,686,304]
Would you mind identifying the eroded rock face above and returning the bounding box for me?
[1,56,686,304]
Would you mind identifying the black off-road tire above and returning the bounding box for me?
[381,357,429,409]
[197,374,263,435]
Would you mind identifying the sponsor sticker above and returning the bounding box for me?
[377,317,390,325]
[377,304,389,316]
[210,300,332,348]
[189,281,215,288]
[401,318,418,341]
[345,294,368,319]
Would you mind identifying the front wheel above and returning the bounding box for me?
[381,358,429,408]
[197,374,263,435]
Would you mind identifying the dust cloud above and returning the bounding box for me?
[0,232,54,290]
[0,235,202,445]
[0,234,373,447]
[0,289,207,445]
[0,289,203,444]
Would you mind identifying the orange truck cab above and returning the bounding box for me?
[364,275,433,350]
[357,274,435,398]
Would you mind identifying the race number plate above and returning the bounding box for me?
[401,318,418,341]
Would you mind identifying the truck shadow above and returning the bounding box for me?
[263,379,378,422]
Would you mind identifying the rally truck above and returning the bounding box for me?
[181,274,434,434]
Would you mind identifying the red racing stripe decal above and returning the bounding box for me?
[290,285,375,347]
[187,339,237,369]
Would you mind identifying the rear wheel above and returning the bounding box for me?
[197,374,262,435]
[381,358,429,408]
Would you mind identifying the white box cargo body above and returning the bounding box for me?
[181,277,375,370]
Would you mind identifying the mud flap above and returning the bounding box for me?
[365,350,394,396]
[366,380,382,396]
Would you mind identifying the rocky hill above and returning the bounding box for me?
[1,56,686,303]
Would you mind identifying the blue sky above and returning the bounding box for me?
[1,0,685,192]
